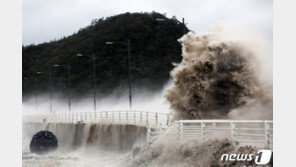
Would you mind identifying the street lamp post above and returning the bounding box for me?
[156,17,187,34]
[127,39,132,109]
[24,77,38,112]
[54,64,71,112]
[77,54,96,112]
[36,71,52,113]
[182,18,187,34]
[49,71,52,113]
[23,77,28,95]
[93,55,96,112]
[106,39,132,109]
[34,77,38,112]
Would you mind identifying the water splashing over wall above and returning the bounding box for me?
[165,28,272,120]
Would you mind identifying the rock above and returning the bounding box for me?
[30,130,58,154]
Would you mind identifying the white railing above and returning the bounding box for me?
[23,110,172,127]
[147,120,273,149]
[23,112,273,149]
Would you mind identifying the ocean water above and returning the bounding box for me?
[22,145,132,167]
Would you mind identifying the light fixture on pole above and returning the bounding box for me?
[106,39,132,109]
[77,54,97,112]
[156,17,187,34]
[36,71,52,113]
[53,64,71,112]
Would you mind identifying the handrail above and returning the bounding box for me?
[178,120,273,123]
[23,110,172,127]
[147,119,273,149]
[23,112,273,149]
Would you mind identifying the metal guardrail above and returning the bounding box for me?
[147,120,273,149]
[23,110,172,127]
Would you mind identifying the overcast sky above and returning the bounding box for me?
[22,0,272,45]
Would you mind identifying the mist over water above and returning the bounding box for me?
[23,81,172,115]
[165,27,273,120]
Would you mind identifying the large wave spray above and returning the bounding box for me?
[165,28,272,120]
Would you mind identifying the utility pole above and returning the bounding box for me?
[93,54,96,112]
[156,17,186,34]
[68,64,71,112]
[35,85,38,112]
[127,39,132,109]
[36,71,53,113]
[77,54,97,112]
[49,71,52,113]
[53,64,72,112]
[182,18,186,34]
[106,40,132,109]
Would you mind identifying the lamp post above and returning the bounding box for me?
[182,18,186,34]
[34,77,38,112]
[53,64,71,112]
[106,39,132,109]
[77,54,96,112]
[36,71,52,113]
[24,77,38,112]
[23,77,28,95]
[156,17,187,34]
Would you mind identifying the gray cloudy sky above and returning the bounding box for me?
[23,0,272,45]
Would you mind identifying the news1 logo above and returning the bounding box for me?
[220,150,272,165]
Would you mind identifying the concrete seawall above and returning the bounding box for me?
[23,122,147,151]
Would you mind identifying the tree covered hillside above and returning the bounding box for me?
[23,12,189,98]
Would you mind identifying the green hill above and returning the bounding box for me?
[22,12,189,99]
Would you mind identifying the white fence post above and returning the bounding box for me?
[166,114,170,126]
[119,112,121,123]
[146,112,148,124]
[134,111,136,124]
[155,113,158,126]
[177,122,183,145]
[146,123,150,147]
[264,121,270,149]
[112,111,114,122]
[201,122,205,140]
[231,122,235,142]
[126,111,128,124]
